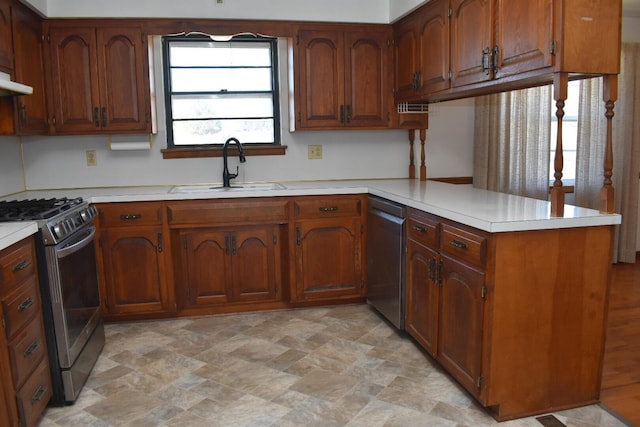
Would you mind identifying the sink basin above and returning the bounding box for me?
[170,182,286,193]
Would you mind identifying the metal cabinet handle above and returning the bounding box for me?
[101,107,108,127]
[18,297,34,312]
[13,260,31,272]
[340,105,345,124]
[319,206,338,212]
[492,45,500,75]
[120,214,142,220]
[157,233,163,253]
[412,225,427,233]
[450,239,469,249]
[231,236,237,256]
[482,47,491,75]
[94,107,100,127]
[31,386,47,403]
[346,105,351,124]
[24,340,39,357]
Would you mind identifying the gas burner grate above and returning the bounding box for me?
[0,197,84,221]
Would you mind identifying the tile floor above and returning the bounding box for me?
[39,305,629,427]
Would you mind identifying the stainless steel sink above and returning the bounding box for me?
[169,182,286,193]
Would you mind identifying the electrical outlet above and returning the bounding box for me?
[86,150,97,166]
[308,145,323,160]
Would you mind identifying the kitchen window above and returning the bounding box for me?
[161,34,284,158]
[549,80,579,184]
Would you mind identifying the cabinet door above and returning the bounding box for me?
[344,31,390,128]
[393,13,420,102]
[416,0,450,95]
[101,227,169,315]
[494,0,553,78]
[296,30,344,128]
[406,239,439,356]
[231,226,280,302]
[181,230,232,307]
[438,254,485,400]
[96,27,150,133]
[12,6,49,134]
[294,218,363,301]
[0,0,13,72]
[47,26,100,133]
[450,0,493,87]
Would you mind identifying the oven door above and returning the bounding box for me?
[46,225,102,368]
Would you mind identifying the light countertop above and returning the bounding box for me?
[0,222,39,251]
[0,179,621,249]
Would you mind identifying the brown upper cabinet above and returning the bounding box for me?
[44,23,152,134]
[12,5,48,135]
[394,0,621,103]
[0,0,13,73]
[294,26,392,130]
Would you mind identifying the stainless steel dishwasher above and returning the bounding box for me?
[366,195,406,330]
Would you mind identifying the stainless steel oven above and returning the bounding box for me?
[0,197,104,404]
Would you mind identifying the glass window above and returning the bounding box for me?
[162,35,281,147]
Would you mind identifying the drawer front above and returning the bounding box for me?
[9,317,47,389]
[407,211,439,248]
[440,223,487,268]
[168,199,289,226]
[2,276,41,339]
[0,237,36,293]
[98,202,163,227]
[15,360,52,427]
[294,196,363,219]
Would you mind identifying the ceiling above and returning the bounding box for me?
[624,0,640,17]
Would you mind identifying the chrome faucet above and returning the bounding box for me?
[222,137,246,187]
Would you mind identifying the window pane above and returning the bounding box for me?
[170,41,272,67]
[172,118,275,145]
[172,94,274,119]
[170,68,272,92]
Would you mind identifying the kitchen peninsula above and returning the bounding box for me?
[0,179,621,421]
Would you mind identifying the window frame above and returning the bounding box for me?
[160,34,285,159]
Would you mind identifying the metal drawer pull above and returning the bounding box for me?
[120,214,142,220]
[24,340,39,357]
[31,385,47,403]
[450,239,469,249]
[319,206,338,212]
[413,225,427,233]
[13,260,31,272]
[18,297,34,312]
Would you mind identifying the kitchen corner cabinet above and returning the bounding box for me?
[0,237,52,427]
[292,195,366,302]
[294,27,392,129]
[95,202,174,320]
[167,199,289,314]
[11,4,48,135]
[0,0,13,72]
[45,23,151,134]
[405,207,614,420]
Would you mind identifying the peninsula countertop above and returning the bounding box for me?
[0,179,622,249]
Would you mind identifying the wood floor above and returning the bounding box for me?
[601,255,640,426]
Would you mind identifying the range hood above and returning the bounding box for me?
[0,71,33,96]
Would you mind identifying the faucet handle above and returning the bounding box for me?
[229,166,239,180]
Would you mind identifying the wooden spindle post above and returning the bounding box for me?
[408,129,416,179]
[419,128,426,181]
[601,74,617,213]
[550,73,568,217]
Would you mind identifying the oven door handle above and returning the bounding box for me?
[56,226,96,259]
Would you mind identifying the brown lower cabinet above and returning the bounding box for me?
[0,237,52,427]
[405,207,614,420]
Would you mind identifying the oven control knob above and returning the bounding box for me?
[53,223,64,239]
[80,209,91,222]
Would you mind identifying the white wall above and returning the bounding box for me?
[0,137,25,196]
[23,0,390,22]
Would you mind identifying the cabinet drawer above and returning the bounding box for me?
[407,211,439,248]
[15,360,51,427]
[0,238,36,293]
[9,317,47,389]
[294,196,363,219]
[168,199,289,226]
[98,202,163,227]
[440,223,487,268]
[2,276,41,339]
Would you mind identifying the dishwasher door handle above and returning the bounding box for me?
[369,208,405,225]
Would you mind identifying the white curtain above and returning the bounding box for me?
[575,43,640,263]
[473,86,552,200]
